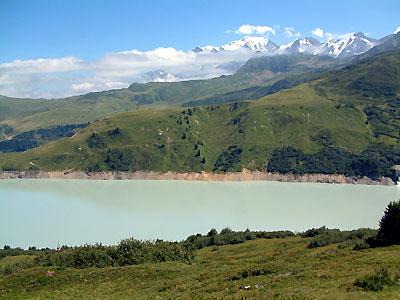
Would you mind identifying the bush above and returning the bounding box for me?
[377,200,400,246]
[35,239,195,269]
[354,268,396,291]
[303,227,377,249]
[183,229,294,250]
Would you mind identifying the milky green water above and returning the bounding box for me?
[1,179,399,249]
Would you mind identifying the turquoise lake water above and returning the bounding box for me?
[1,179,399,249]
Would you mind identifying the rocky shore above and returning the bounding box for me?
[0,169,396,185]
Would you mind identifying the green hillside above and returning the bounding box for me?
[1,82,398,178]
[0,54,342,137]
[316,50,400,146]
[1,50,400,178]
[1,236,400,299]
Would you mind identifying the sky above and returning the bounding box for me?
[1,0,399,98]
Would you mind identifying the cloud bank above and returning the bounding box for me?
[0,46,257,98]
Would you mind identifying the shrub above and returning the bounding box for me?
[35,239,195,269]
[303,227,377,249]
[354,268,396,291]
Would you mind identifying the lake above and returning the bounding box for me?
[1,179,399,249]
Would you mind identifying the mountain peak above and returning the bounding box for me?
[221,36,277,52]
[353,32,367,39]
[193,33,381,58]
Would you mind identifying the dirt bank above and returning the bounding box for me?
[0,169,395,185]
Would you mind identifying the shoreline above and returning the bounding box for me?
[0,169,396,185]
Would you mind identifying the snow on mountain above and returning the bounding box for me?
[313,32,380,58]
[221,36,278,52]
[140,33,382,84]
[194,36,278,53]
[139,70,179,82]
[193,33,381,58]
[279,37,321,54]
[193,45,220,53]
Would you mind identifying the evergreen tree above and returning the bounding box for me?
[377,200,400,246]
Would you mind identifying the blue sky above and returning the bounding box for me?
[0,0,399,98]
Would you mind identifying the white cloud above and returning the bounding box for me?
[312,28,338,40]
[284,27,301,38]
[71,81,129,94]
[235,24,275,35]
[338,32,355,40]
[71,82,95,91]
[0,45,259,98]
[285,27,294,37]
[395,26,400,34]
[312,27,324,38]
[325,32,333,40]
[0,57,83,74]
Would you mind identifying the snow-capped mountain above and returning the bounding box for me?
[279,37,320,55]
[314,32,379,58]
[140,32,384,84]
[193,33,381,58]
[194,36,278,53]
[221,36,278,52]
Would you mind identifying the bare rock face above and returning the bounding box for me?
[0,169,396,186]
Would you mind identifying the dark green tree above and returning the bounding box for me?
[377,200,400,246]
[207,228,218,237]
[220,227,232,234]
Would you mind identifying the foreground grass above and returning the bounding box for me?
[1,237,399,299]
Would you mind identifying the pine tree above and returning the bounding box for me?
[377,200,400,246]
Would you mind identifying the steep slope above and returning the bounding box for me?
[316,50,400,101]
[315,49,400,146]
[354,32,400,60]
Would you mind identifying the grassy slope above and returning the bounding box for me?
[1,237,400,299]
[0,84,372,172]
[316,49,400,146]
[0,54,342,136]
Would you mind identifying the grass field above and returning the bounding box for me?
[1,237,399,299]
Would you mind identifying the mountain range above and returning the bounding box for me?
[193,32,380,58]
[145,32,381,83]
